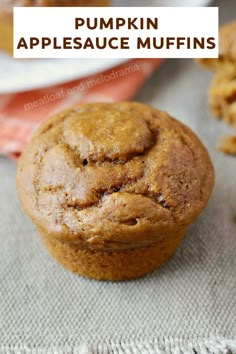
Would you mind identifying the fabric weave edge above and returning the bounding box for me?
[0,337,236,354]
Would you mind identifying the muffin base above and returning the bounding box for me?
[38,229,185,281]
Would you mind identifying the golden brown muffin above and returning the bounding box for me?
[0,0,109,54]
[197,21,236,71]
[16,102,214,281]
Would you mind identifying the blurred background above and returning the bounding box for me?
[0,0,236,352]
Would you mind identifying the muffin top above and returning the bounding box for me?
[197,21,236,70]
[16,102,214,250]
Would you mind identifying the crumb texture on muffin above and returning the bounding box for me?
[17,102,214,251]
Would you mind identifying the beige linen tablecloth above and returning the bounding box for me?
[0,0,236,352]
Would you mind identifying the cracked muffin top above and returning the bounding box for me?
[16,102,214,250]
[197,21,236,70]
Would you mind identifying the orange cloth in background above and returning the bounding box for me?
[0,58,163,159]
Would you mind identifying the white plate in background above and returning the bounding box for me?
[0,55,128,94]
[0,0,212,94]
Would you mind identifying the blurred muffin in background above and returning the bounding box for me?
[16,102,214,280]
[0,0,109,54]
[197,20,236,155]
[196,21,236,72]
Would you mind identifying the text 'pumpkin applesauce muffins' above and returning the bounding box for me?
[16,102,214,281]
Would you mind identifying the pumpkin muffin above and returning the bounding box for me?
[0,0,109,54]
[16,102,214,281]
